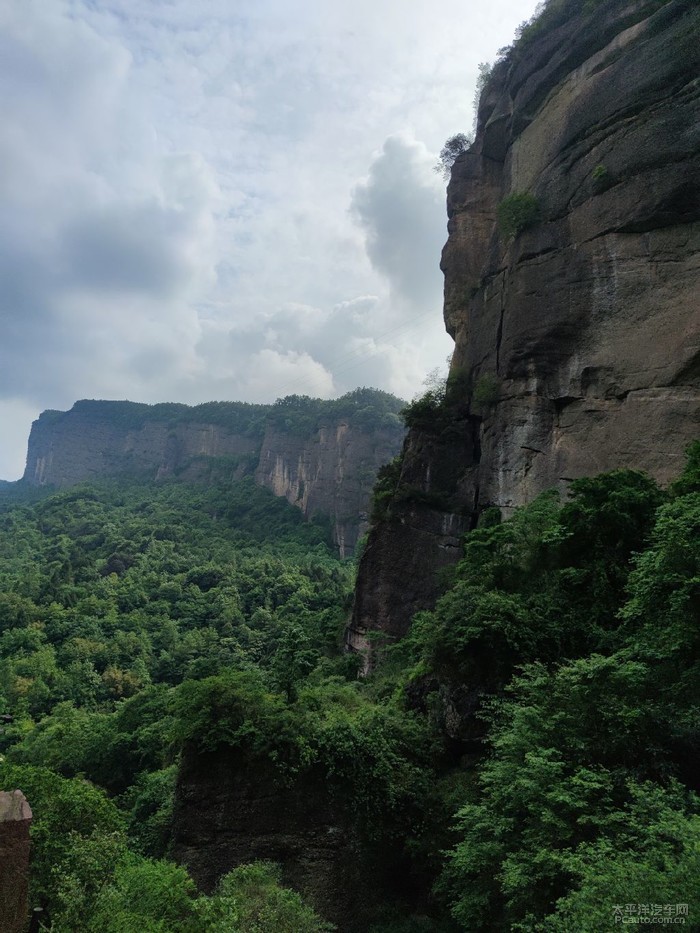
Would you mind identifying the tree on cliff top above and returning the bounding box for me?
[434,133,472,179]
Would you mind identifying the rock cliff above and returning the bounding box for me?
[256,420,402,557]
[171,747,413,931]
[0,790,32,933]
[349,0,700,650]
[24,400,262,487]
[22,393,405,556]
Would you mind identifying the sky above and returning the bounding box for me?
[1,0,540,480]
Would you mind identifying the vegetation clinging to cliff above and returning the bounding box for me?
[400,367,470,431]
[497,192,540,238]
[498,0,674,64]
[433,134,472,179]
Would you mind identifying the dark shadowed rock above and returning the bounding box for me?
[171,746,416,932]
[0,790,32,933]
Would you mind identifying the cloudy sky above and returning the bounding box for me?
[1,0,539,479]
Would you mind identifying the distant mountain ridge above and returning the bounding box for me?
[21,391,406,556]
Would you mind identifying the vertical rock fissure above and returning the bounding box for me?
[470,483,481,530]
[470,416,483,466]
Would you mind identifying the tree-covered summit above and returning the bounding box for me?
[37,387,407,440]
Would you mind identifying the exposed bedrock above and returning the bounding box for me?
[171,746,418,932]
[0,790,32,933]
[351,0,700,647]
[255,420,404,557]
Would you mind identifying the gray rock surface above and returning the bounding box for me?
[23,402,259,487]
[255,420,403,557]
[351,0,700,649]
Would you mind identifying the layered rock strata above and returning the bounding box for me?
[350,0,700,649]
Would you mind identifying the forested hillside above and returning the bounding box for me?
[0,444,698,930]
[0,478,351,930]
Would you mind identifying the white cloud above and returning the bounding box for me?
[0,400,41,481]
[351,134,445,311]
[0,0,543,477]
[243,348,335,401]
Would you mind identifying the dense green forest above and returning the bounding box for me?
[0,443,698,930]
[43,387,406,441]
[0,478,351,930]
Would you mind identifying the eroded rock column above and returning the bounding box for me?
[0,790,32,933]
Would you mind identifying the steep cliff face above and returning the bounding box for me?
[350,0,700,647]
[22,395,405,555]
[24,402,260,487]
[347,415,477,655]
[0,790,32,933]
[255,420,403,557]
[172,749,354,920]
[171,747,411,931]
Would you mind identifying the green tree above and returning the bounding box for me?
[193,861,334,932]
[87,856,197,932]
[434,134,472,179]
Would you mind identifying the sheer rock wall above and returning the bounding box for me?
[22,400,404,556]
[23,403,259,487]
[349,0,700,650]
[255,420,403,557]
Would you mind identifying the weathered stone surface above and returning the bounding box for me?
[256,419,404,557]
[451,0,700,514]
[0,790,32,933]
[346,504,469,660]
[351,0,700,645]
[346,417,475,660]
[171,746,414,932]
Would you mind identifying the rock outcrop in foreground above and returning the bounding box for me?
[0,790,32,933]
[349,0,700,651]
[172,747,406,931]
